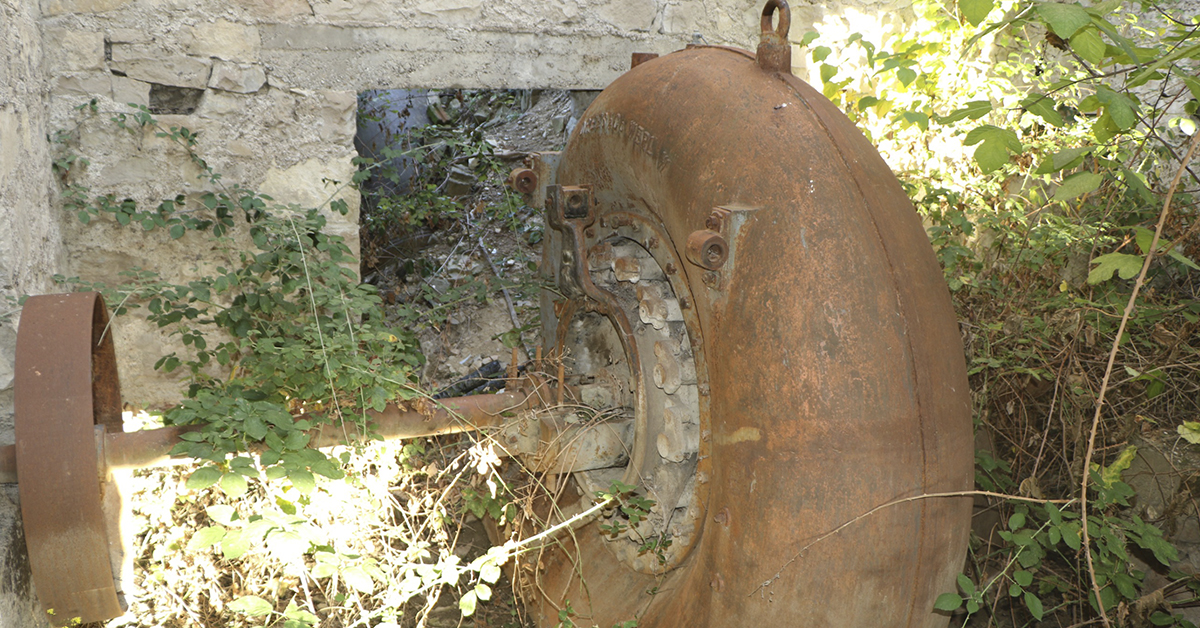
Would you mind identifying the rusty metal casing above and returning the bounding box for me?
[526,7,973,627]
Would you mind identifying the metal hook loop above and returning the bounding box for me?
[760,0,791,39]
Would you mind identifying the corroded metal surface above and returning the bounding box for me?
[14,292,123,625]
[526,0,973,625]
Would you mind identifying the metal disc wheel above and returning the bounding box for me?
[516,3,974,627]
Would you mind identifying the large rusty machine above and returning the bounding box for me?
[0,1,972,626]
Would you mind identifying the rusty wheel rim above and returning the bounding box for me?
[15,292,123,625]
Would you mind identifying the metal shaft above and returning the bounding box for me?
[0,391,529,483]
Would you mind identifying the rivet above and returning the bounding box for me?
[710,573,725,592]
[714,507,730,526]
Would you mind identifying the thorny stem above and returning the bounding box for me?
[752,490,1076,598]
[1079,131,1200,628]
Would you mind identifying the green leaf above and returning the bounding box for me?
[284,429,310,450]
[900,111,929,131]
[964,125,1021,173]
[1014,570,1034,587]
[288,468,316,494]
[1092,111,1120,143]
[186,465,223,490]
[1096,86,1137,130]
[957,573,976,595]
[937,100,992,124]
[310,458,345,480]
[1183,76,1200,101]
[933,592,963,611]
[474,583,492,601]
[187,526,226,551]
[1025,591,1045,620]
[960,0,994,26]
[245,414,268,441]
[1036,146,1091,173]
[1021,93,1063,127]
[1133,227,1200,270]
[480,560,503,584]
[1053,171,1103,202]
[459,590,478,617]
[1088,252,1143,284]
[220,472,249,498]
[896,67,918,87]
[206,504,237,526]
[820,63,837,84]
[1071,26,1107,65]
[169,224,186,239]
[221,529,252,559]
[1128,42,1200,88]
[342,566,374,593]
[1009,512,1026,530]
[1062,522,1082,550]
[1035,3,1091,38]
[811,46,831,62]
[229,595,273,616]
[1178,421,1200,444]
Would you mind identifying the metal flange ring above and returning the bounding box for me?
[14,292,123,625]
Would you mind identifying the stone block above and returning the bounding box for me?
[310,0,392,22]
[107,28,150,44]
[661,1,707,36]
[413,0,483,22]
[260,24,358,51]
[52,72,112,99]
[44,29,106,72]
[41,0,132,15]
[111,76,151,107]
[316,90,356,142]
[208,61,267,93]
[111,46,212,89]
[238,0,312,19]
[596,0,658,31]
[196,89,244,118]
[258,157,360,224]
[185,19,261,62]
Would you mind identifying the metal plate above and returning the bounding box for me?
[15,292,123,625]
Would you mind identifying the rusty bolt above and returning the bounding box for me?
[686,229,729,270]
[679,296,690,310]
[710,573,725,592]
[508,168,538,194]
[714,507,730,526]
[647,236,659,248]
[705,206,732,232]
[664,262,677,275]
[585,227,596,238]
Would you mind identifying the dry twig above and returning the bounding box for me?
[1079,132,1200,628]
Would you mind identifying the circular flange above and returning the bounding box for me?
[14,292,123,625]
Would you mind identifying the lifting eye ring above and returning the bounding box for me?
[760,0,791,39]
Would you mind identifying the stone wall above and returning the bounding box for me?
[38,0,899,407]
[1,0,61,624]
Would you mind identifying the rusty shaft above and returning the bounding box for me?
[0,391,529,483]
